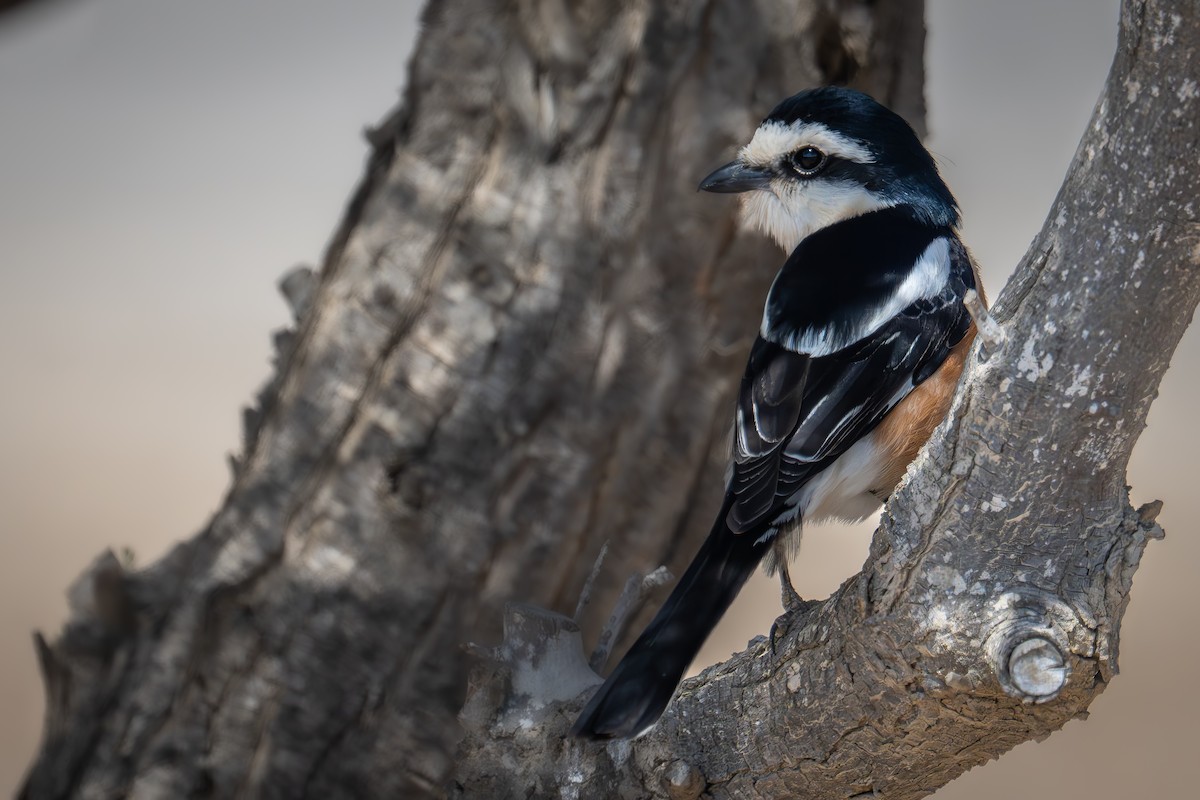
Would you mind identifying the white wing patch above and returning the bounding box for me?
[763,236,952,357]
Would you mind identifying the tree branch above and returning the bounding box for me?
[451,1,1200,796]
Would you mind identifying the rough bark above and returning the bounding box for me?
[18,1,928,798]
[452,1,1200,797]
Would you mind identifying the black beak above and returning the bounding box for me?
[698,160,772,193]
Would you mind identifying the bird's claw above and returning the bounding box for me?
[769,593,814,654]
[769,555,812,654]
[769,613,789,655]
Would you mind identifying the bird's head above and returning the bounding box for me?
[700,87,959,252]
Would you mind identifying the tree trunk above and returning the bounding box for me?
[19,1,928,798]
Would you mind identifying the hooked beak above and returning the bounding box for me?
[698,160,773,193]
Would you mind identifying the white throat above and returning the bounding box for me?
[740,180,894,252]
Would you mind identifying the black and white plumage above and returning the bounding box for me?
[572,87,981,740]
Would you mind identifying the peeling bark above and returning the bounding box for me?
[19,1,928,798]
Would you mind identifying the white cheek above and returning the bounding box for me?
[740,180,894,252]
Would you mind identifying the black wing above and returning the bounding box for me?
[726,220,974,534]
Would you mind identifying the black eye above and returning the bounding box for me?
[789,146,826,175]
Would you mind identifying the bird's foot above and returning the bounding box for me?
[769,557,812,654]
[769,598,820,654]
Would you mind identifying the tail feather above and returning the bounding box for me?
[571,511,772,739]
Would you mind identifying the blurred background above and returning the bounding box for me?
[2,0,1194,797]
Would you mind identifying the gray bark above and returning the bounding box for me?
[19,1,928,798]
[453,0,1200,797]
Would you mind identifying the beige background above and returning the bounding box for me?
[2,1,1195,796]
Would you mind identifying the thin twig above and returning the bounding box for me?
[588,566,672,672]
[964,288,1005,350]
[573,541,609,623]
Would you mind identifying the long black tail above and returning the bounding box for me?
[571,508,772,739]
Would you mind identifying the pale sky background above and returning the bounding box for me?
[3,0,1196,797]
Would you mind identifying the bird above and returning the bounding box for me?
[571,86,982,740]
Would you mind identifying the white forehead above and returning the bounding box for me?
[739,120,875,166]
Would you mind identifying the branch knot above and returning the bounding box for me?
[984,589,1082,703]
[1007,637,1068,699]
